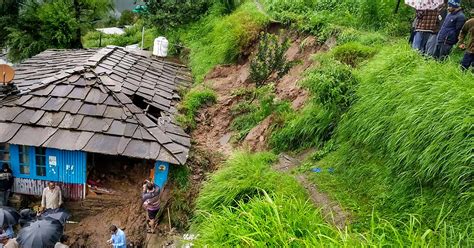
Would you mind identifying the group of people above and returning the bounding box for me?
[411,0,474,70]
[0,166,69,248]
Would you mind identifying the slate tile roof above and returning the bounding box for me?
[0,47,192,165]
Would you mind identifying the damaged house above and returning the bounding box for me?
[0,47,191,200]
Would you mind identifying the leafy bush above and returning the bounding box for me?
[261,0,413,37]
[219,0,242,14]
[117,10,137,26]
[230,85,290,140]
[177,88,217,130]
[250,32,293,87]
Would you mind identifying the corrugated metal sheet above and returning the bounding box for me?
[12,178,84,200]
[47,148,87,184]
[9,145,86,184]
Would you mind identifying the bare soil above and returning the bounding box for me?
[65,162,149,248]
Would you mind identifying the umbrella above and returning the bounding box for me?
[17,219,63,248]
[405,0,444,10]
[0,206,20,226]
[41,209,71,226]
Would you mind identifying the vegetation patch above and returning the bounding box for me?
[177,87,217,130]
[230,85,290,141]
[331,42,377,67]
[249,32,293,87]
[176,2,269,83]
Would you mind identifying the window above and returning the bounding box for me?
[35,147,46,177]
[0,143,10,166]
[19,146,30,175]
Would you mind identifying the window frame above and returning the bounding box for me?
[18,145,31,175]
[35,147,47,177]
[0,143,11,167]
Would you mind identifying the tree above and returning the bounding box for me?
[0,0,24,49]
[6,0,112,62]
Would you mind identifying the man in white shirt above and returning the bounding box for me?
[41,182,63,211]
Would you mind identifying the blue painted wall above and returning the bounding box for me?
[153,161,169,189]
[9,145,86,184]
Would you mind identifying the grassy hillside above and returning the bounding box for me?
[185,0,473,247]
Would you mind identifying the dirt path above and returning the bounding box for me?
[274,153,350,230]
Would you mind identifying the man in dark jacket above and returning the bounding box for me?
[434,0,466,60]
[458,18,474,70]
[0,164,13,206]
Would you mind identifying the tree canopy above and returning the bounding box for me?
[5,0,113,62]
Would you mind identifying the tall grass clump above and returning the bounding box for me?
[270,55,359,151]
[179,2,269,83]
[261,0,413,37]
[193,152,305,216]
[193,192,345,247]
[177,87,217,130]
[338,42,474,198]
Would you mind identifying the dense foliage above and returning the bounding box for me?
[0,0,23,49]
[144,0,211,31]
[5,0,113,62]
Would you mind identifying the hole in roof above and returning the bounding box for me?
[132,94,162,121]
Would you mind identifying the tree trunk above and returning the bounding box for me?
[71,0,83,49]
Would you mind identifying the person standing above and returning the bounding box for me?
[458,18,474,70]
[412,6,446,55]
[107,225,126,248]
[41,182,63,211]
[0,164,13,206]
[142,181,160,233]
[434,0,466,60]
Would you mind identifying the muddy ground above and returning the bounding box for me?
[65,161,149,248]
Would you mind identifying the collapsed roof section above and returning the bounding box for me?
[0,47,192,165]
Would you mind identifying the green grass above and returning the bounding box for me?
[299,42,474,246]
[191,151,473,247]
[230,85,291,140]
[82,21,159,49]
[174,2,269,83]
[177,87,217,130]
[339,42,473,195]
[261,0,413,39]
